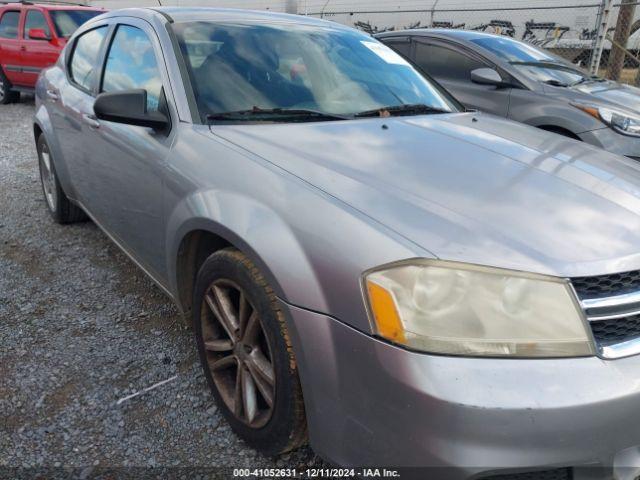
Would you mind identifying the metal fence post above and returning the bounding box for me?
[590,0,615,75]
[608,0,635,80]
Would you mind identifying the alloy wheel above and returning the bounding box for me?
[39,141,57,212]
[0,77,5,101]
[200,279,276,428]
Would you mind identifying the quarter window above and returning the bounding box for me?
[414,42,486,81]
[24,10,50,39]
[102,25,163,112]
[0,11,20,39]
[70,26,107,92]
[382,39,411,59]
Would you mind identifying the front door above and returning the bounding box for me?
[412,39,511,117]
[21,9,59,85]
[83,19,177,279]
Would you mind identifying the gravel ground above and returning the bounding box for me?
[0,98,323,477]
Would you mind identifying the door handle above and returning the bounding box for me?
[46,89,58,101]
[82,113,100,129]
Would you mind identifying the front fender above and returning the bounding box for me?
[166,189,325,312]
[508,89,604,134]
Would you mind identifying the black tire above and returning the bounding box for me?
[0,67,19,105]
[36,134,87,224]
[193,248,307,455]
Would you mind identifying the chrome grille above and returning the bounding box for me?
[590,314,640,345]
[571,271,640,359]
[572,270,640,298]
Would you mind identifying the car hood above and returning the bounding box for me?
[211,112,640,277]
[571,79,640,113]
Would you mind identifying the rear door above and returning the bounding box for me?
[411,38,511,117]
[0,8,24,85]
[51,23,110,202]
[21,8,59,86]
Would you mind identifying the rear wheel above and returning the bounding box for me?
[37,135,87,224]
[193,248,307,455]
[0,68,19,105]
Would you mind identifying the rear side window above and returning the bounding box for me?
[0,11,20,39]
[102,25,163,112]
[69,26,107,92]
[414,42,486,81]
[24,10,50,38]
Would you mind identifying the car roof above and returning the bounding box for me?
[376,28,504,42]
[0,2,104,10]
[146,7,346,28]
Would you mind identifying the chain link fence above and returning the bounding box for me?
[306,0,640,83]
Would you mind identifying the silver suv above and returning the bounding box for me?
[34,7,640,479]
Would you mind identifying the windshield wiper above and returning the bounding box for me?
[570,75,606,87]
[354,103,451,118]
[544,79,570,87]
[206,107,350,123]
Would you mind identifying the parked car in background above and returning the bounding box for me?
[0,1,104,103]
[34,7,640,479]
[377,29,640,159]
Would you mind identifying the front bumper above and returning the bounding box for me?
[580,126,640,159]
[283,302,640,480]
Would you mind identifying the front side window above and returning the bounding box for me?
[24,10,50,39]
[69,26,107,92]
[173,22,458,120]
[51,10,102,39]
[102,25,163,112]
[470,36,588,86]
[414,42,486,81]
[0,11,20,39]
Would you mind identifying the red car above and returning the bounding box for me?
[0,1,104,103]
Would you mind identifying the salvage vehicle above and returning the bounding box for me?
[377,29,640,159]
[0,1,104,103]
[34,7,640,480]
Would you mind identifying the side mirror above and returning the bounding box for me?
[470,68,507,87]
[28,28,50,41]
[93,89,169,130]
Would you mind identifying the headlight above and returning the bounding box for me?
[574,104,640,137]
[363,260,595,358]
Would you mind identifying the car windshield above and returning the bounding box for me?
[173,21,459,122]
[50,10,102,38]
[470,36,590,86]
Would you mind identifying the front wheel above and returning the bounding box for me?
[193,248,307,455]
[37,135,87,224]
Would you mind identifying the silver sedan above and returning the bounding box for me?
[34,7,640,480]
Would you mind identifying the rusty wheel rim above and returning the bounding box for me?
[200,279,275,428]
